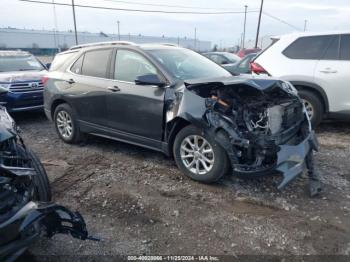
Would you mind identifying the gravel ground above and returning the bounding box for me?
[12,111,350,258]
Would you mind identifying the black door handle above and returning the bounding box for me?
[66,79,75,84]
[107,86,121,92]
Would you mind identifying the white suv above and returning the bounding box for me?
[251,31,350,126]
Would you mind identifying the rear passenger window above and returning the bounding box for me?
[81,49,111,78]
[283,35,333,59]
[340,34,350,60]
[70,55,84,74]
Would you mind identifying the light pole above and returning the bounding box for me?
[194,27,197,51]
[304,20,308,31]
[242,5,248,50]
[71,0,78,45]
[254,0,264,48]
[117,20,120,40]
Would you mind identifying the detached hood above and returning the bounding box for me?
[0,71,47,83]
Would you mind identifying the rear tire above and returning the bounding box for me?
[173,125,230,183]
[298,89,323,127]
[54,103,82,144]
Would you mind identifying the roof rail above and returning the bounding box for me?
[159,43,178,47]
[140,43,179,47]
[69,41,137,50]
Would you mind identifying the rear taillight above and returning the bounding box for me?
[41,76,49,86]
[250,62,268,75]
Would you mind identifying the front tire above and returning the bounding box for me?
[173,125,230,183]
[54,103,82,144]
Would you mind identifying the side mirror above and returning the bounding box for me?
[135,74,166,87]
[45,63,51,70]
[0,86,8,95]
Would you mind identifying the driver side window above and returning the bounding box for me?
[114,50,157,82]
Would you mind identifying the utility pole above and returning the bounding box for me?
[242,5,248,50]
[255,0,264,48]
[71,0,78,45]
[117,20,120,40]
[304,20,308,31]
[194,27,197,51]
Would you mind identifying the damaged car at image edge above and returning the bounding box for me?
[0,87,98,261]
[43,43,322,196]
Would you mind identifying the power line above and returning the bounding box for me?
[19,0,259,15]
[100,0,249,11]
[263,11,302,31]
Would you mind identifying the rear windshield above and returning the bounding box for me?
[0,55,45,72]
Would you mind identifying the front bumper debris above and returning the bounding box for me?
[0,201,99,260]
[276,130,319,192]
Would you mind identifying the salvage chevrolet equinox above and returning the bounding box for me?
[44,41,321,194]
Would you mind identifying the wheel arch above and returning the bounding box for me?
[165,117,191,158]
[50,98,71,119]
[290,81,329,114]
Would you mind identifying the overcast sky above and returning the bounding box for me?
[1,0,350,47]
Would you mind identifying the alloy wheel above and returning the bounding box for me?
[303,99,314,120]
[56,110,73,139]
[180,135,215,175]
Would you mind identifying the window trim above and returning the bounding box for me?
[110,47,168,85]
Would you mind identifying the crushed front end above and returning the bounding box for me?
[0,105,98,261]
[179,77,322,195]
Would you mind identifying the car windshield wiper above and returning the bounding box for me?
[18,69,38,71]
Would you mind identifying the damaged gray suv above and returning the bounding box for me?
[43,42,321,194]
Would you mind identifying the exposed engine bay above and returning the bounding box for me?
[166,77,322,195]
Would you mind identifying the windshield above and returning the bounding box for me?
[222,53,241,63]
[0,55,45,72]
[147,48,231,80]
